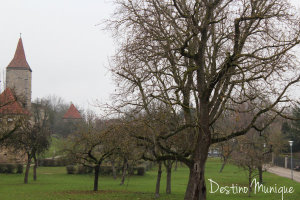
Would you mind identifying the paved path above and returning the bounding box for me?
[266,166,300,183]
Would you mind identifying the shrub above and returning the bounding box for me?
[137,166,146,176]
[77,165,87,174]
[86,166,93,174]
[6,164,16,173]
[16,164,23,174]
[38,159,44,166]
[42,159,50,166]
[0,164,8,173]
[48,159,57,167]
[66,165,76,174]
[100,166,112,175]
[39,157,72,167]
[0,163,18,173]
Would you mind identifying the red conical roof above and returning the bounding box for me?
[7,37,32,72]
[63,104,82,119]
[0,88,30,115]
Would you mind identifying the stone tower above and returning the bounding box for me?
[6,37,32,110]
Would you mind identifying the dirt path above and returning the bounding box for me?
[266,166,300,183]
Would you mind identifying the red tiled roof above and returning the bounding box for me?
[0,88,30,115]
[7,37,32,72]
[63,104,82,119]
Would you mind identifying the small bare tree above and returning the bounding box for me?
[231,132,266,196]
[65,118,120,191]
[5,99,51,183]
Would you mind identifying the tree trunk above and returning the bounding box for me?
[33,155,37,181]
[184,162,207,200]
[219,158,227,173]
[248,167,252,197]
[183,96,211,200]
[165,161,172,194]
[111,160,117,180]
[184,131,210,200]
[120,158,127,185]
[155,162,162,198]
[174,160,178,171]
[94,164,100,191]
[258,165,263,183]
[24,154,31,184]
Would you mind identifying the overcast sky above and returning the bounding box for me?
[0,0,300,113]
[0,0,115,112]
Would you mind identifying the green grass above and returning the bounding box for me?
[0,159,299,199]
[42,136,65,158]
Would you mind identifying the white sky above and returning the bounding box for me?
[0,0,300,113]
[0,0,116,112]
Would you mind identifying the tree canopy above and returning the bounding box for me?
[107,0,300,199]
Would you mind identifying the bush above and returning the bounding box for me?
[6,164,16,173]
[48,159,57,167]
[77,165,87,174]
[145,161,153,171]
[0,164,8,173]
[43,159,57,167]
[38,159,44,166]
[137,166,146,176]
[39,157,72,167]
[100,166,112,175]
[86,166,93,174]
[0,163,19,173]
[66,165,76,174]
[16,164,23,174]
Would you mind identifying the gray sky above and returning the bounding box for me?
[0,0,115,112]
[0,0,300,113]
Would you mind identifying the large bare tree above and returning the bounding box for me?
[107,0,300,199]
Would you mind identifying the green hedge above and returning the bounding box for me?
[66,165,93,174]
[66,165,76,174]
[39,157,72,167]
[0,163,23,174]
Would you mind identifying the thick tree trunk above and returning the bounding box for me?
[183,94,212,200]
[165,162,172,194]
[120,158,128,185]
[24,154,31,184]
[258,165,263,183]
[184,129,210,199]
[33,156,37,181]
[184,162,207,200]
[111,160,117,180]
[155,162,162,198]
[94,164,100,191]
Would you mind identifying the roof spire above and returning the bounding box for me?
[7,36,32,72]
[63,104,82,119]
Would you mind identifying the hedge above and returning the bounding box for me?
[0,163,23,174]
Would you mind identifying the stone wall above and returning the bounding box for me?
[6,69,32,111]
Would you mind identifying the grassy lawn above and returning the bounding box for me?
[0,159,299,200]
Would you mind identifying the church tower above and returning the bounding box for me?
[6,36,32,110]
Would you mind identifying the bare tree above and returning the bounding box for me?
[107,1,300,199]
[5,99,51,183]
[231,132,266,196]
[65,118,119,191]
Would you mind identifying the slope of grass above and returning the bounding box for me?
[0,159,299,200]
